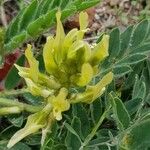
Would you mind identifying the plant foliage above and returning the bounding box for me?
[100,19,150,78]
[1,1,150,150]
[4,0,100,53]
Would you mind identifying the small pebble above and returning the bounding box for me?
[94,14,100,20]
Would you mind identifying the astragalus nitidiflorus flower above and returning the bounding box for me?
[7,11,113,148]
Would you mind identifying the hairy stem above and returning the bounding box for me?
[0,88,28,96]
[0,106,21,115]
[79,106,111,150]
[0,97,43,113]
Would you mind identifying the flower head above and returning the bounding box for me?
[43,11,110,87]
[11,10,113,149]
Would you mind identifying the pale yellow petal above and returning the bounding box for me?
[86,72,113,103]
[67,40,84,60]
[53,11,65,63]
[7,124,43,149]
[0,106,21,116]
[53,110,62,121]
[43,36,57,74]
[79,11,88,30]
[90,35,110,66]
[76,63,93,87]
[83,42,91,62]
[77,11,89,40]
[38,73,60,90]
[7,104,52,148]
[63,28,78,57]
[25,44,39,82]
[15,64,30,78]
[90,72,113,99]
[25,78,54,98]
[71,72,113,103]
[51,88,70,120]
[68,42,91,67]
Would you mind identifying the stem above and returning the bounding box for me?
[0,98,43,113]
[0,88,28,96]
[79,106,111,150]
[0,106,21,115]
[86,139,111,148]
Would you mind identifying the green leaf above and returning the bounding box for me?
[113,65,132,77]
[36,0,53,16]
[8,115,24,127]
[76,0,100,11]
[52,144,66,150]
[110,92,130,130]
[120,119,150,150]
[27,9,57,37]
[118,25,133,58]
[41,122,58,150]
[141,60,150,95]
[129,20,149,49]
[5,9,25,42]
[124,75,147,120]
[116,54,147,66]
[72,104,90,138]
[81,107,111,149]
[65,117,82,150]
[100,19,150,78]
[19,0,38,30]
[87,137,110,148]
[5,55,25,90]
[65,118,82,142]
[41,139,54,150]
[23,92,43,106]
[123,62,144,90]
[132,43,150,54]
[132,75,146,99]
[108,28,120,60]
[125,98,142,115]
[25,134,41,146]
[91,98,103,124]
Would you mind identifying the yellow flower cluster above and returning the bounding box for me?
[8,11,113,148]
[43,12,110,87]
